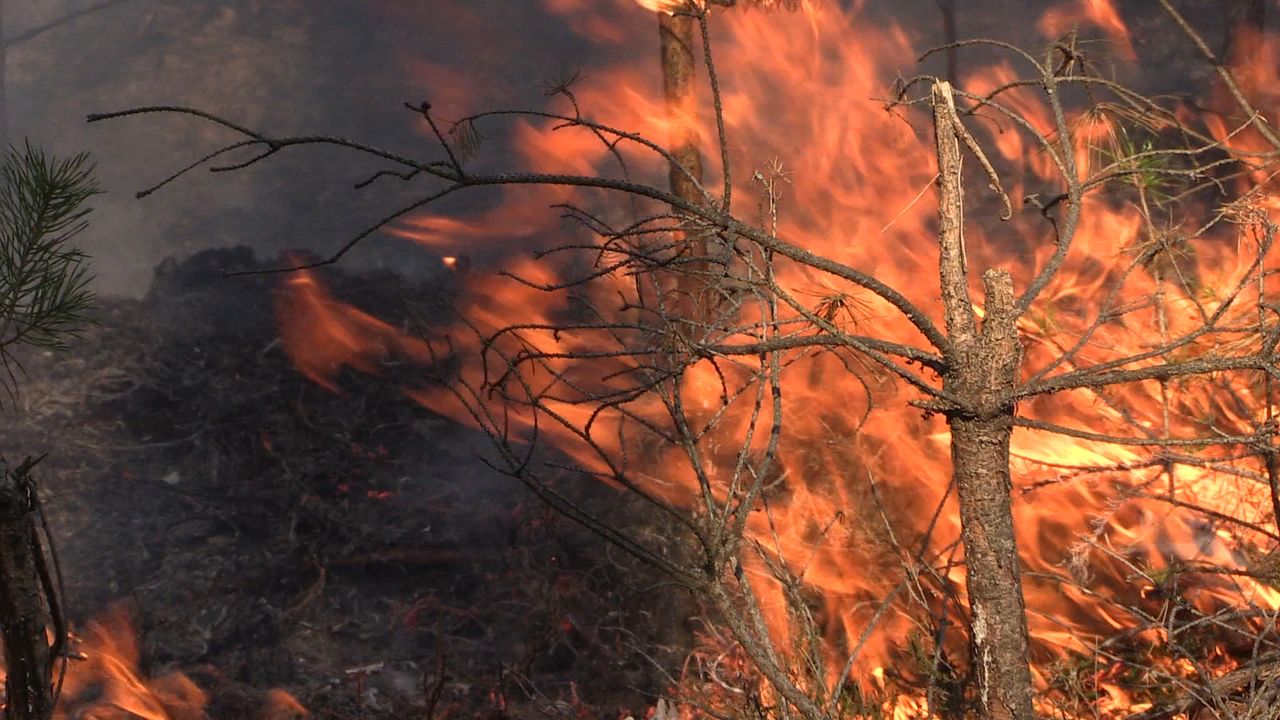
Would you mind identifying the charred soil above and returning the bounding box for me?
[0,247,694,719]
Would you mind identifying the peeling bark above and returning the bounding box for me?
[932,81,1034,720]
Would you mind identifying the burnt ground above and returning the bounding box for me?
[0,248,694,719]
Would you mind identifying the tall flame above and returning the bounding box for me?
[276,0,1280,713]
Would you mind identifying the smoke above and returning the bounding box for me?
[6,0,1231,297]
[6,0,597,296]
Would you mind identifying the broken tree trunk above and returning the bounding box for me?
[931,80,1034,720]
[0,458,55,720]
[948,279,1031,720]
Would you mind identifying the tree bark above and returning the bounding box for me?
[948,277,1032,720]
[931,81,1034,720]
[657,5,709,309]
[0,461,54,720]
[658,9,703,209]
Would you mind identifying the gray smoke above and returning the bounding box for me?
[7,0,1233,296]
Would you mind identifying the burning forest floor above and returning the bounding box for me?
[0,247,694,719]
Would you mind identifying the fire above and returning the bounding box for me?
[1038,0,1134,61]
[635,0,688,13]
[0,605,306,719]
[275,266,432,392]
[273,0,1280,714]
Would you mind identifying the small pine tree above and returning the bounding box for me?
[0,142,97,720]
[0,142,98,399]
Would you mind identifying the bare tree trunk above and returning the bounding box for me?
[948,305,1031,720]
[931,81,1034,720]
[0,460,54,720]
[658,9,703,208]
[657,6,708,308]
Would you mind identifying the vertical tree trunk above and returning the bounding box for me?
[658,9,703,208]
[657,5,708,309]
[948,284,1032,720]
[931,81,1034,720]
[0,461,54,720]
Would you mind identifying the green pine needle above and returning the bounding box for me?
[0,141,99,396]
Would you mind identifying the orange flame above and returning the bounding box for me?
[635,0,688,12]
[275,267,432,392]
[276,0,1280,714]
[0,605,306,719]
[1038,0,1135,61]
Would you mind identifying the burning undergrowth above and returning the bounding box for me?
[45,0,1280,715]
[0,247,693,718]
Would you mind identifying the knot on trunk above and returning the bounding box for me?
[943,269,1022,421]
